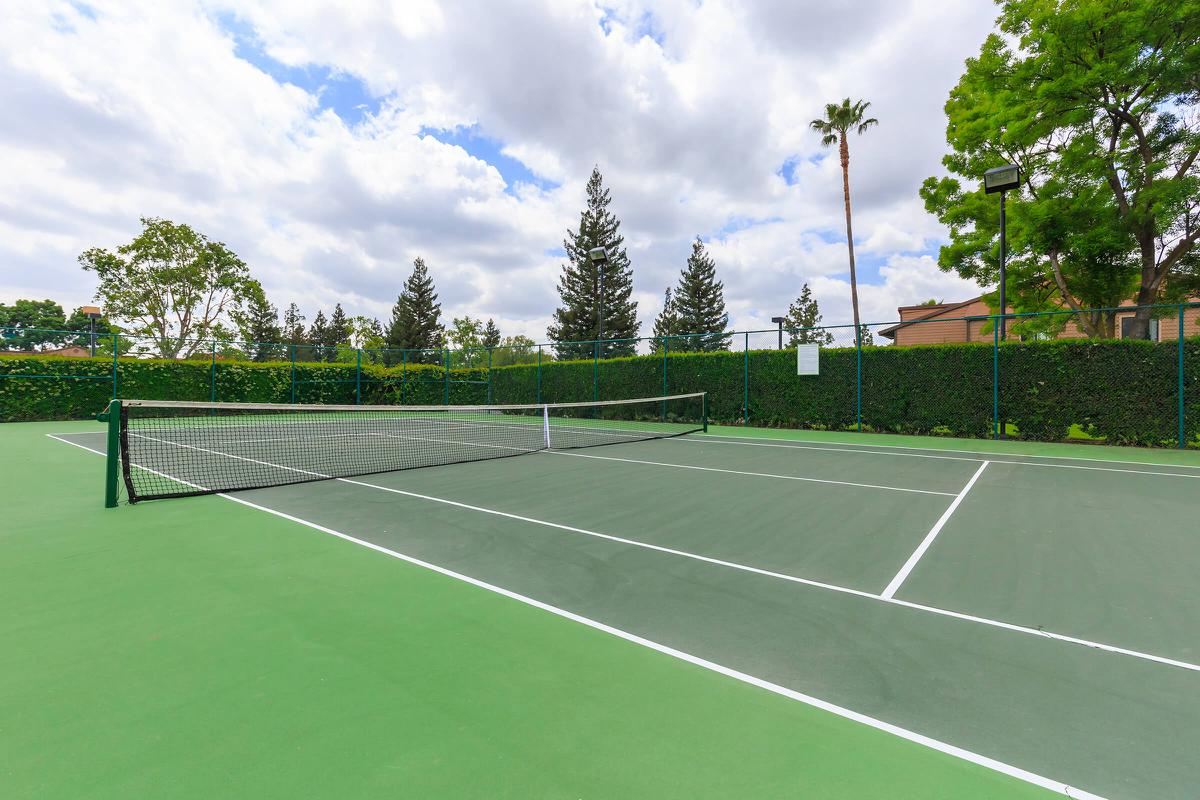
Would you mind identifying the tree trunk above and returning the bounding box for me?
[839,133,861,342]
[1127,234,1163,339]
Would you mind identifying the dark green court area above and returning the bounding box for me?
[4,419,1199,799]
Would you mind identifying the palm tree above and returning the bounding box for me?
[811,99,878,344]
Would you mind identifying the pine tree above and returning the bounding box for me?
[307,310,329,362]
[649,287,680,354]
[385,257,444,364]
[672,237,729,351]
[235,283,283,361]
[328,303,351,360]
[547,166,639,359]
[282,303,306,360]
[482,318,501,349]
[784,284,835,346]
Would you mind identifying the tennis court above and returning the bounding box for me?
[5,396,1200,799]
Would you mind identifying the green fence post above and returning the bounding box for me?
[111,334,119,400]
[356,348,362,405]
[209,340,217,402]
[743,332,749,425]
[289,344,296,403]
[487,348,493,404]
[1179,304,1186,449]
[536,346,542,404]
[855,327,863,432]
[661,335,668,420]
[993,321,1000,440]
[102,399,121,508]
[443,348,450,404]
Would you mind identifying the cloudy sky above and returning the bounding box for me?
[1,0,993,344]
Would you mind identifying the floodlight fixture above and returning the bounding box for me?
[771,316,786,350]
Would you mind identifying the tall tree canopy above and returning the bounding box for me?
[811,99,878,345]
[482,318,502,349]
[548,167,639,359]
[385,257,444,364]
[671,237,729,351]
[649,287,681,354]
[78,217,256,358]
[784,284,835,346]
[233,283,283,361]
[0,299,119,352]
[492,334,538,366]
[920,0,1200,339]
[445,316,486,367]
[282,303,306,346]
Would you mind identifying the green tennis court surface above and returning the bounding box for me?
[5,419,1200,798]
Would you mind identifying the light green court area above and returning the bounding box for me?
[5,419,1200,798]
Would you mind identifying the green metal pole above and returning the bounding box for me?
[661,336,668,420]
[593,340,599,403]
[993,321,1000,439]
[290,344,296,403]
[402,351,408,404]
[536,346,542,403]
[355,348,362,405]
[111,334,118,399]
[855,327,862,432]
[1179,304,1186,449]
[702,391,708,433]
[487,348,493,404]
[102,399,121,508]
[209,340,217,402]
[743,332,749,425]
[443,348,450,404]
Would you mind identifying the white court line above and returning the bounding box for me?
[48,433,1200,675]
[44,435,1109,799]
[881,462,990,599]
[689,432,1200,471]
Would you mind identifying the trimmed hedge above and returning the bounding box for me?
[4,338,1198,447]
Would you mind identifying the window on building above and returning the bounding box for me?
[1120,317,1159,341]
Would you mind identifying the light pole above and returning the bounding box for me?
[983,164,1020,341]
[771,316,786,350]
[81,305,103,357]
[588,247,609,356]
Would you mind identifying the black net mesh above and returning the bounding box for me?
[118,393,706,502]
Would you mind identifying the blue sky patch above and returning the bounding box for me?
[420,125,559,194]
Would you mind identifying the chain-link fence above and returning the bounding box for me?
[3,303,1198,447]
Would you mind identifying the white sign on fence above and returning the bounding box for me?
[796,344,820,375]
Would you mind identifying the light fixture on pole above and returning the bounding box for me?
[983,164,1020,341]
[81,305,103,357]
[770,316,786,350]
[588,247,609,355]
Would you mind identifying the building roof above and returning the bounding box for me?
[877,296,983,339]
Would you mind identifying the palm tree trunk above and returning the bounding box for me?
[839,133,861,343]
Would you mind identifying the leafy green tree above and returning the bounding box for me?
[548,167,639,359]
[62,306,123,353]
[0,299,68,350]
[649,287,680,354]
[811,99,878,346]
[784,284,835,346]
[492,335,538,366]
[233,282,284,361]
[385,257,444,364]
[445,316,485,367]
[482,318,502,349]
[78,217,256,358]
[857,324,874,347]
[920,0,1200,339]
[350,316,386,362]
[672,237,729,351]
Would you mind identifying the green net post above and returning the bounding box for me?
[443,348,450,404]
[209,340,217,402]
[487,348,493,404]
[101,399,121,508]
[111,334,119,399]
[355,348,362,405]
[855,327,862,432]
[743,332,749,425]
[536,345,542,403]
[661,336,668,421]
[993,321,1000,439]
[289,345,296,403]
[702,391,708,433]
[1179,304,1186,448]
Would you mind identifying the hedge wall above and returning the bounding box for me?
[4,338,1198,447]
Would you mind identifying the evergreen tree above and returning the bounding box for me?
[385,257,444,364]
[234,283,283,361]
[307,310,329,362]
[282,303,306,356]
[482,318,501,349]
[351,316,386,363]
[785,284,835,346]
[649,287,680,354]
[328,303,351,360]
[547,167,639,359]
[672,237,729,351]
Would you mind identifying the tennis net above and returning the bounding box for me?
[111,393,706,503]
